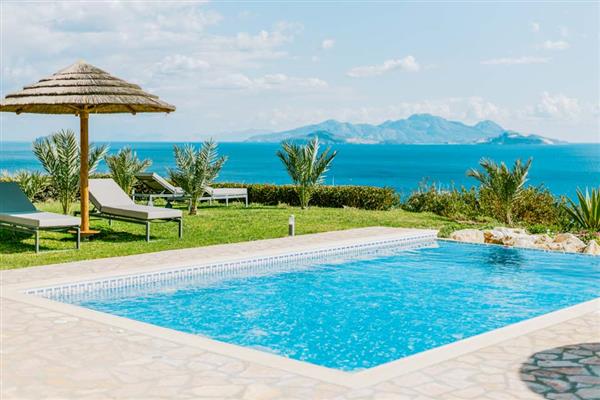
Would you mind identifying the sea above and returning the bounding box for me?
[1,141,598,197]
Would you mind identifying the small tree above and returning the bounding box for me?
[33,129,107,214]
[467,158,532,226]
[105,147,152,195]
[168,140,227,215]
[277,137,337,209]
[564,187,600,231]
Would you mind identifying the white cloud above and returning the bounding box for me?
[481,56,551,65]
[154,55,210,73]
[204,73,328,91]
[542,40,570,50]
[529,92,581,119]
[321,39,335,49]
[347,56,420,78]
[530,22,540,33]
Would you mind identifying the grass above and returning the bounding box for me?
[1,200,484,269]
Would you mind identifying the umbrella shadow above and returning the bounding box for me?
[519,343,600,398]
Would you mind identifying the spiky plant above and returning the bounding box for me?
[105,147,151,195]
[277,137,337,209]
[33,129,108,214]
[14,170,48,201]
[168,140,227,215]
[564,187,600,231]
[467,158,532,226]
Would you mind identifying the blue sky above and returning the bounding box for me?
[1,1,598,142]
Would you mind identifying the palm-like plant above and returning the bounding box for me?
[14,170,48,201]
[168,140,227,215]
[277,137,337,209]
[564,187,600,231]
[33,129,108,214]
[105,147,152,195]
[467,158,532,226]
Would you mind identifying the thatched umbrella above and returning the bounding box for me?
[0,60,175,235]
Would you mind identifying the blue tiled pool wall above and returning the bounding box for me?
[28,233,437,302]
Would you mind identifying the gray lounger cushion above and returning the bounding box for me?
[0,182,80,228]
[101,205,182,220]
[0,212,80,228]
[89,179,182,220]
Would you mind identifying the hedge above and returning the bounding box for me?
[212,182,399,210]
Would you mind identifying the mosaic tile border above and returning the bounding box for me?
[26,232,437,301]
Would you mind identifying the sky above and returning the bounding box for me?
[0,1,599,143]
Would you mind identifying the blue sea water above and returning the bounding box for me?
[1,141,598,196]
[71,241,599,370]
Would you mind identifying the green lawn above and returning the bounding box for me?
[1,201,479,269]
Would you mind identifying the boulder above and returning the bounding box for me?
[484,229,505,244]
[485,227,528,245]
[510,236,538,249]
[582,241,600,256]
[553,233,586,253]
[450,229,485,244]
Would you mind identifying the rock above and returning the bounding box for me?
[582,240,600,255]
[511,236,538,249]
[484,229,505,244]
[450,229,485,243]
[552,234,586,253]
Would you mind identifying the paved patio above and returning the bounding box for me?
[2,227,599,399]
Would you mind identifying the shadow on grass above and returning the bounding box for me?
[519,343,600,399]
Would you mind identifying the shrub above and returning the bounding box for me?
[168,140,227,215]
[212,182,399,210]
[467,158,532,226]
[564,187,600,231]
[402,183,481,221]
[105,147,151,195]
[277,138,337,209]
[14,170,48,201]
[33,129,108,214]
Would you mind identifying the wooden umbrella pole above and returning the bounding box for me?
[80,110,90,233]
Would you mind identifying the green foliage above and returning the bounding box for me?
[564,187,600,231]
[105,147,151,195]
[13,170,48,201]
[467,158,532,226]
[168,140,227,215]
[403,183,481,220]
[32,129,107,214]
[481,185,569,230]
[277,137,337,209]
[212,182,399,210]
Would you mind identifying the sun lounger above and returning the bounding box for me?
[89,179,183,242]
[135,172,248,207]
[0,182,80,253]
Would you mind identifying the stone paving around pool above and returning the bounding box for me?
[2,227,599,399]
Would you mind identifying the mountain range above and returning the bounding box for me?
[246,114,564,145]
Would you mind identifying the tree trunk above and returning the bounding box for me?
[189,196,198,215]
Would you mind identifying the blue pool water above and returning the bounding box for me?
[70,241,598,371]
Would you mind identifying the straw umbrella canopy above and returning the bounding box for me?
[0,60,175,235]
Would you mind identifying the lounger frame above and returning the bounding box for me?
[88,210,182,242]
[0,221,80,253]
[133,192,249,208]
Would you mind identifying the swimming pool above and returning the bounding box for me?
[37,240,599,371]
